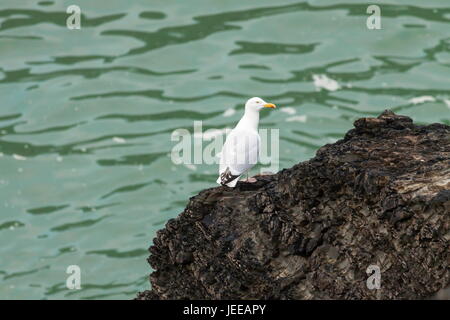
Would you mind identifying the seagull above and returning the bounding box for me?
[216,97,276,188]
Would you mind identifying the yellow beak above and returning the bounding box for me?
[264,103,276,109]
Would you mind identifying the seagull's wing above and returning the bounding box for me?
[218,129,260,185]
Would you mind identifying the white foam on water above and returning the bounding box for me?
[184,163,197,171]
[13,154,26,161]
[409,96,435,105]
[280,107,296,115]
[112,137,126,144]
[286,115,308,123]
[313,74,340,91]
[443,99,450,109]
[223,108,236,117]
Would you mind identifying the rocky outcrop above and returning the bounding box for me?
[137,110,449,300]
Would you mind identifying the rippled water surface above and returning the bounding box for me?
[0,0,449,299]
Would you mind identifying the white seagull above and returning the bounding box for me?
[216,97,276,188]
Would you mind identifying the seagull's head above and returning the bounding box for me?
[245,97,276,112]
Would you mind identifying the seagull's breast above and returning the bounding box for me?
[219,128,260,176]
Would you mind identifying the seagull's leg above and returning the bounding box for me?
[245,170,257,183]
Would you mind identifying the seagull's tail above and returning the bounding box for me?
[225,177,239,188]
[217,167,240,188]
[216,176,239,188]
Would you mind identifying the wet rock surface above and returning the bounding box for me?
[137,110,449,300]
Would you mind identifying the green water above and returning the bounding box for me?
[0,0,449,299]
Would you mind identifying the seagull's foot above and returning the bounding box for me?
[253,171,274,176]
[241,177,257,183]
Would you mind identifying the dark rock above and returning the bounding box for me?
[137,110,449,300]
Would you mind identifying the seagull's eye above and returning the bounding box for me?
[256,101,260,104]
